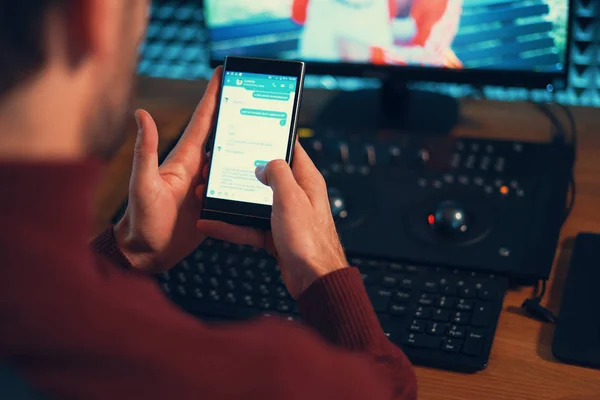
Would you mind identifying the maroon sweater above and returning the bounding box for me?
[0,161,417,400]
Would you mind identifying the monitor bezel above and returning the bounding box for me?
[202,0,574,90]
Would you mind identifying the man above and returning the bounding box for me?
[292,0,463,68]
[0,1,417,399]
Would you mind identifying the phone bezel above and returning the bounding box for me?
[201,56,305,229]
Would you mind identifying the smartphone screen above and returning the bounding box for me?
[202,57,305,229]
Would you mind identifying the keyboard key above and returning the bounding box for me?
[259,271,274,284]
[243,270,256,281]
[227,267,239,279]
[192,274,203,285]
[477,288,497,301]
[409,319,426,333]
[451,311,471,324]
[368,289,392,312]
[224,292,237,304]
[224,279,236,291]
[459,285,476,298]
[414,306,432,319]
[274,285,288,299]
[241,282,255,293]
[161,282,171,294]
[360,272,381,286]
[437,296,456,308]
[211,264,224,276]
[176,272,186,283]
[463,329,486,356]
[258,298,272,310]
[193,287,204,299]
[381,276,398,287]
[176,285,186,297]
[433,308,451,322]
[400,278,416,289]
[208,277,219,288]
[196,262,206,274]
[208,289,221,302]
[256,258,270,270]
[180,260,191,271]
[442,338,462,353]
[389,263,404,272]
[395,291,412,302]
[418,293,436,306]
[427,322,447,336]
[224,255,238,265]
[422,280,439,293]
[258,284,271,296]
[405,265,420,274]
[276,300,293,313]
[401,333,442,349]
[471,304,492,327]
[456,299,474,311]
[389,303,408,316]
[242,294,254,307]
[349,257,363,266]
[193,250,204,260]
[242,257,256,267]
[442,283,458,295]
[379,316,402,338]
[447,325,466,339]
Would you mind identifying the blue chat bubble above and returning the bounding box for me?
[253,92,291,101]
[240,108,288,119]
[254,160,269,167]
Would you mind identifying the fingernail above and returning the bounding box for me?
[134,111,142,132]
[255,164,265,177]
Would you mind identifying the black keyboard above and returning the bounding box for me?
[156,238,508,373]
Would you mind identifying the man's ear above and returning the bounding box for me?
[63,0,120,66]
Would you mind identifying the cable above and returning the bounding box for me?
[521,102,578,324]
[522,279,556,324]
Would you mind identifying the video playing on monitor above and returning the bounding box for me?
[204,0,570,73]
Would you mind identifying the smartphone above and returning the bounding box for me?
[201,56,306,230]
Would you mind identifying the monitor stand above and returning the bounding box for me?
[312,78,460,135]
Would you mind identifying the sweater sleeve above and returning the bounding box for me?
[88,228,417,399]
[91,227,134,270]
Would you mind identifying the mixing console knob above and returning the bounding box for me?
[306,140,323,162]
[312,140,323,153]
[365,145,377,166]
[339,142,350,164]
[390,146,401,165]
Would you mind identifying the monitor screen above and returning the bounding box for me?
[204,0,570,76]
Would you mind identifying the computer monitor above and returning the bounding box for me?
[202,0,573,132]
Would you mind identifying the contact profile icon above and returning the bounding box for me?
[236,79,243,86]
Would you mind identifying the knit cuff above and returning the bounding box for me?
[297,267,382,350]
[91,227,135,270]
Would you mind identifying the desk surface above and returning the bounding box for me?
[95,77,600,400]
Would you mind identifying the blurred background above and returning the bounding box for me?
[137,0,599,106]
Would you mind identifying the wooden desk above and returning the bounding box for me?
[95,77,600,400]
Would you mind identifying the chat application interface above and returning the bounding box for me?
[208,70,298,206]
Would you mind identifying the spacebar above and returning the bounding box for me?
[180,301,263,321]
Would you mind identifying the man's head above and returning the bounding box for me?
[0,0,150,159]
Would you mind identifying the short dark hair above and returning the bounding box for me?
[0,1,65,98]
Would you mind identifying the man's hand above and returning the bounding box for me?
[114,67,252,273]
[196,142,349,298]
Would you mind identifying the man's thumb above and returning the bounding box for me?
[255,160,298,196]
[132,109,159,185]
